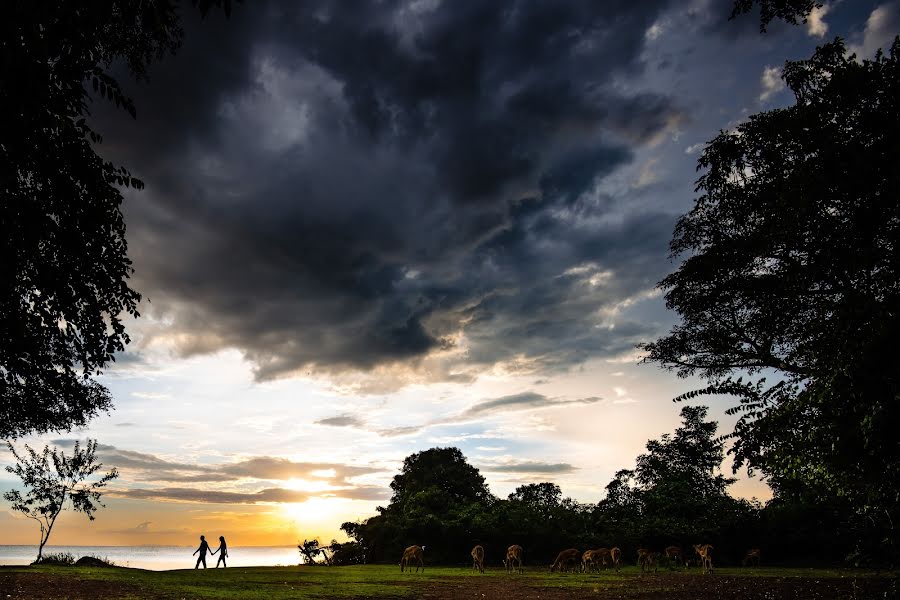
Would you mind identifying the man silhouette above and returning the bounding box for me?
[193,535,211,569]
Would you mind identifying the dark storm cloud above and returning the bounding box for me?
[100,0,684,381]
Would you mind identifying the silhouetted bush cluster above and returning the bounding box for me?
[338,407,890,568]
[33,552,75,566]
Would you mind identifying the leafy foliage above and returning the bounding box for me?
[595,407,753,555]
[35,552,76,566]
[730,0,821,32]
[0,1,237,439]
[298,539,329,565]
[4,439,118,563]
[326,539,368,566]
[345,425,775,567]
[643,38,900,560]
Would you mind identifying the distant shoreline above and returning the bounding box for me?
[0,545,301,571]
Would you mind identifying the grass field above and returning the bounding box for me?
[1,563,896,599]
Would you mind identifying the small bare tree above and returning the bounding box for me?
[3,439,118,563]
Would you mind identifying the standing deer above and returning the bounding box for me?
[580,549,597,573]
[637,548,658,573]
[550,548,581,573]
[470,545,485,574]
[693,544,713,574]
[399,545,425,573]
[742,548,761,567]
[664,545,686,568]
[610,547,622,572]
[504,545,524,573]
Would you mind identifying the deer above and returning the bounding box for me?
[637,548,658,573]
[550,548,581,573]
[742,548,761,567]
[470,545,485,574]
[580,549,598,573]
[664,545,686,568]
[610,547,622,572]
[399,545,425,573]
[504,544,524,574]
[581,548,611,572]
[693,544,713,574]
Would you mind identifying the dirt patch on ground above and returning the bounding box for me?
[413,573,897,600]
[0,568,165,600]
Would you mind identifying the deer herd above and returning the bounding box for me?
[401,542,762,574]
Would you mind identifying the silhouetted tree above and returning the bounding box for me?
[1,1,237,439]
[4,439,118,563]
[327,539,367,565]
[299,538,329,565]
[730,0,821,31]
[595,406,748,557]
[508,482,562,516]
[389,447,493,507]
[342,447,497,564]
[642,39,900,560]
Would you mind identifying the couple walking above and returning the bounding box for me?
[193,535,228,568]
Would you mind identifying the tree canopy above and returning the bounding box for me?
[1,1,234,438]
[730,0,821,32]
[643,38,900,558]
[343,415,772,567]
[596,406,750,549]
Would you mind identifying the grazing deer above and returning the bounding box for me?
[637,548,658,573]
[399,545,425,573]
[504,544,524,574]
[470,545,485,574]
[742,548,761,567]
[550,548,581,573]
[581,548,611,572]
[580,549,597,573]
[610,546,622,572]
[664,545,686,568]
[693,544,713,574]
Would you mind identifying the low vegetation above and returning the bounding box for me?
[32,552,75,566]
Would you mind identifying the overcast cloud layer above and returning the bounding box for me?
[96,0,700,385]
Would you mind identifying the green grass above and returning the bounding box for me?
[2,563,892,599]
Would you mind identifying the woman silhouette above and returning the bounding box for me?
[212,535,228,568]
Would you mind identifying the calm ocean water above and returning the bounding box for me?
[0,545,301,571]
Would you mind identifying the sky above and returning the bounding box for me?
[2,0,899,549]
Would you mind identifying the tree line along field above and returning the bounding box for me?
[1,563,896,600]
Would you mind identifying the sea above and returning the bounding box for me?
[0,545,301,571]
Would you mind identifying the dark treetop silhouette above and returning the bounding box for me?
[730,0,822,32]
[641,38,900,560]
[0,1,238,439]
